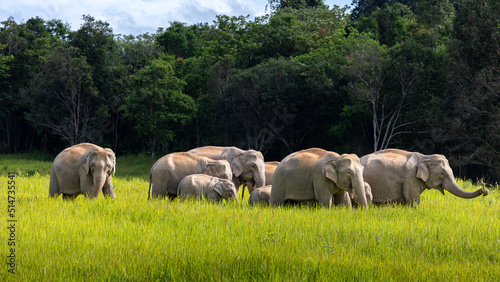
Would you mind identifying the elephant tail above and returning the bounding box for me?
[148,172,152,200]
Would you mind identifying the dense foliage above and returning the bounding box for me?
[1,0,499,181]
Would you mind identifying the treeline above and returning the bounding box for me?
[1,0,499,181]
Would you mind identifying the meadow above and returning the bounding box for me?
[1,153,499,281]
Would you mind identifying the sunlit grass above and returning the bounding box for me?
[1,155,499,280]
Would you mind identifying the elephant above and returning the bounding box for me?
[360,149,489,205]
[177,174,238,202]
[270,148,370,208]
[49,143,116,199]
[148,152,232,199]
[248,185,272,205]
[351,183,373,208]
[188,146,266,196]
[265,161,280,185]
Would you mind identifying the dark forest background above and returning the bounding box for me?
[1,0,499,181]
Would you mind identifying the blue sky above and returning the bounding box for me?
[0,0,352,36]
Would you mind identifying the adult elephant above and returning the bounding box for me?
[265,161,280,186]
[270,148,370,208]
[148,152,232,199]
[49,143,116,199]
[360,149,489,205]
[188,146,266,195]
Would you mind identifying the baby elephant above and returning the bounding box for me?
[177,174,238,202]
[249,185,272,205]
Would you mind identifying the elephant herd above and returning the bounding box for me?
[49,143,489,207]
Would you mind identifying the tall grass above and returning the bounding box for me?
[0,152,54,177]
[1,155,499,280]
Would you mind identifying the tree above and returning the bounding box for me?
[108,33,160,152]
[122,54,196,166]
[156,21,201,59]
[70,15,116,147]
[0,43,14,152]
[345,37,423,152]
[70,15,116,99]
[416,0,455,49]
[205,55,236,146]
[267,0,325,11]
[231,56,334,154]
[247,6,348,66]
[0,16,70,152]
[435,0,500,179]
[22,44,99,145]
[354,3,415,47]
[351,0,417,20]
[0,43,12,79]
[345,38,388,151]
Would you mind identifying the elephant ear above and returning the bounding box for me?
[111,159,116,176]
[104,148,116,176]
[416,160,430,182]
[231,154,244,177]
[322,160,338,184]
[82,147,97,175]
[213,180,224,196]
[204,163,215,176]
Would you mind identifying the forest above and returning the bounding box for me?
[1,0,499,181]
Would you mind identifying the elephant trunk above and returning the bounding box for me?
[352,174,369,208]
[254,169,266,190]
[443,176,488,199]
[91,172,107,198]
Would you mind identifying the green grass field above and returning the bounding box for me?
[1,153,499,280]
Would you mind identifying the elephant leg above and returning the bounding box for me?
[334,191,352,209]
[241,184,247,198]
[49,171,61,198]
[313,183,334,208]
[314,188,333,208]
[151,182,169,199]
[80,175,93,198]
[101,178,116,199]
[317,196,333,208]
[402,179,422,206]
[246,181,255,195]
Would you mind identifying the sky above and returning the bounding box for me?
[0,0,352,36]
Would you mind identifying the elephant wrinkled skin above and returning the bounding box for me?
[49,143,116,199]
[148,152,232,199]
[270,148,370,208]
[188,146,266,195]
[177,174,238,202]
[360,149,489,205]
